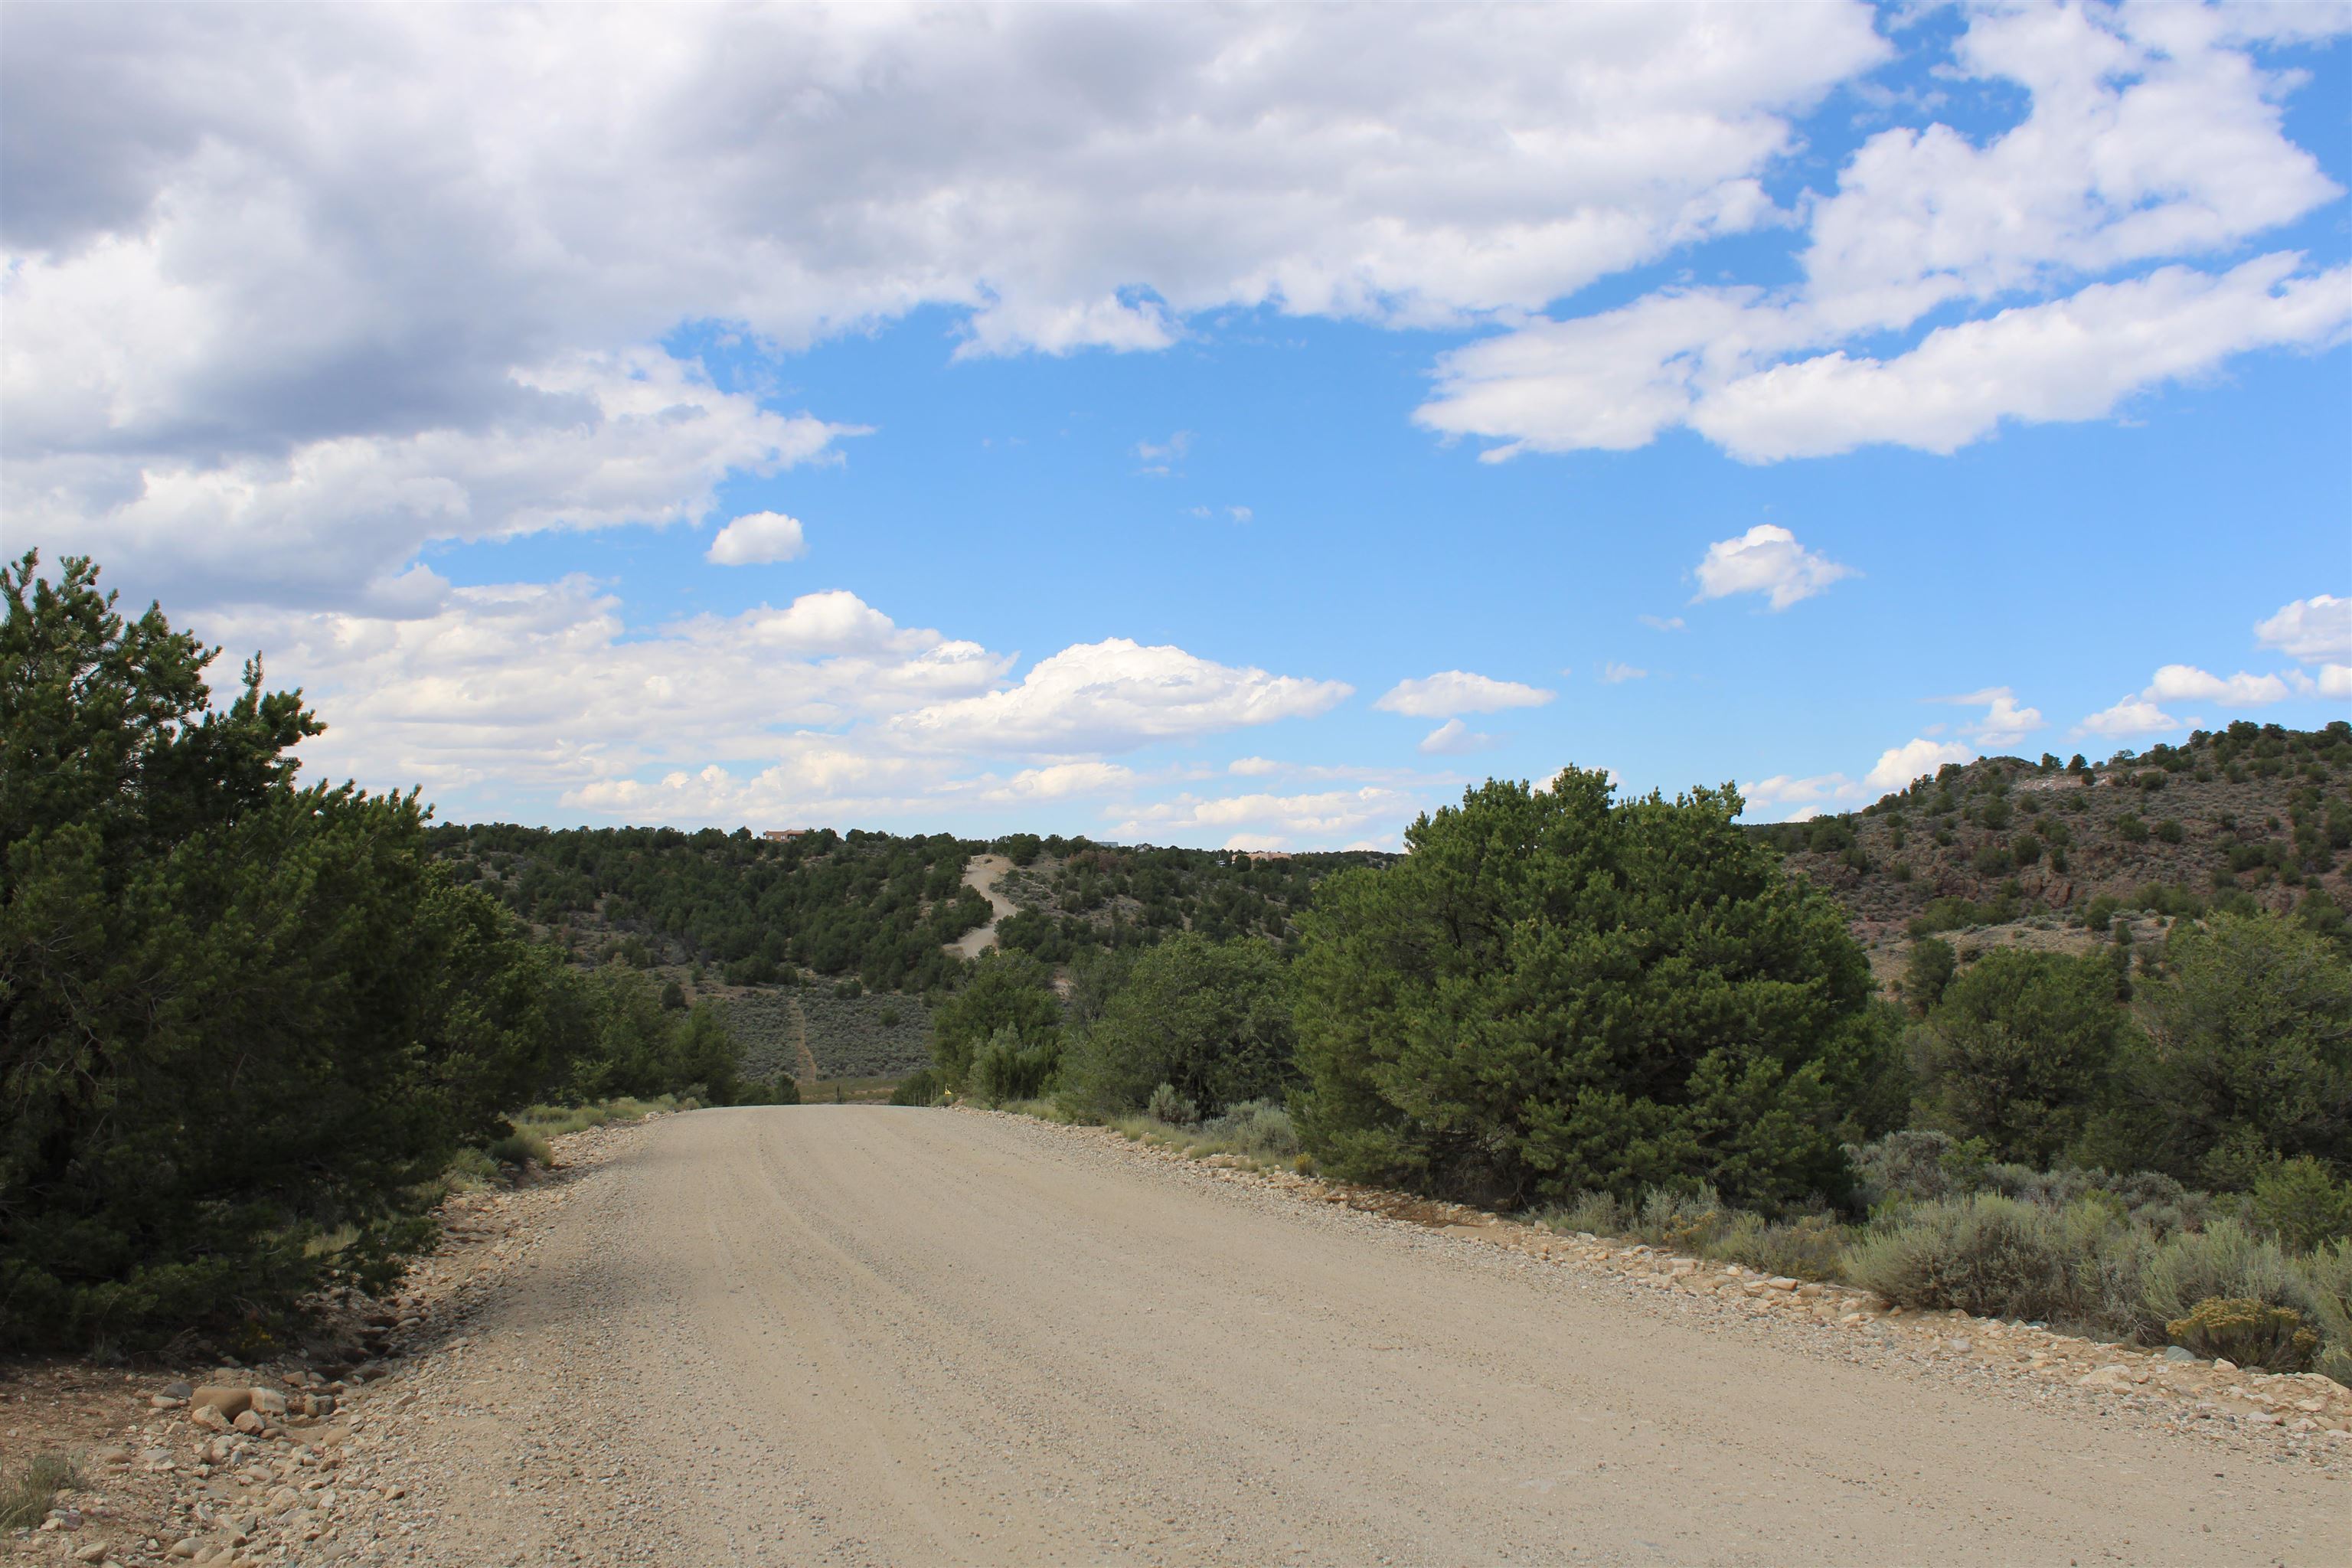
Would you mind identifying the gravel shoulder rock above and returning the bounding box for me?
[191,1103,2352,1568]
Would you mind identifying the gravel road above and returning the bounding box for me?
[336,1108,2350,1566]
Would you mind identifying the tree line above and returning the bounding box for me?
[922,764,2352,1233]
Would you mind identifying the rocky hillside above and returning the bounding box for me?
[1759,720,2352,943]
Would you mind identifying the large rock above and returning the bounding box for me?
[191,1386,253,1420]
[247,1387,287,1419]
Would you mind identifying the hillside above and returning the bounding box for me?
[987,841,1400,961]
[1757,720,2352,949]
[430,724,2351,1004]
[427,825,1393,978]
[427,823,988,992]
[425,825,1397,1082]
[424,723,2350,1057]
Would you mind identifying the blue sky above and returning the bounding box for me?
[7,2,2349,847]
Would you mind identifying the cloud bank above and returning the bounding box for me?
[1416,5,2352,464]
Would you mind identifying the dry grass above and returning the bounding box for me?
[488,1129,554,1168]
[798,1075,910,1106]
[1104,1100,1301,1167]
[512,1094,684,1140]
[0,1449,79,1530]
[1540,1179,2352,1381]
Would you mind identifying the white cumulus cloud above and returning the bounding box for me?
[183,575,1365,834]
[887,639,1351,757]
[972,763,1140,802]
[3,3,1890,614]
[1413,5,2352,465]
[707,511,808,566]
[192,579,1005,807]
[1374,671,1555,718]
[1863,738,1977,795]
[2076,697,2185,740]
[2145,664,2292,705]
[6,349,859,612]
[1416,719,1496,756]
[2293,665,2352,699]
[2076,645,2326,737]
[1691,525,1855,611]
[1740,773,1857,812]
[1930,687,2047,749]
[1690,256,2352,462]
[2256,594,2352,663]
[738,590,917,656]
[1739,733,1980,822]
[1801,2,2341,331]
[1113,786,1418,844]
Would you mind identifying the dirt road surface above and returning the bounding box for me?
[338,1109,2349,1566]
[946,854,1019,959]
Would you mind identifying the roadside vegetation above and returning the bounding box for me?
[0,556,784,1354]
[913,753,2352,1383]
[1543,1132,2352,1381]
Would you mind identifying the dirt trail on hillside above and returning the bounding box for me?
[329,1109,2348,1567]
[947,852,1019,959]
[786,992,820,1084]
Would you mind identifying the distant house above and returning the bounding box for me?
[762,828,817,841]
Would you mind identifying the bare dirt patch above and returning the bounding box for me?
[946,853,1019,959]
